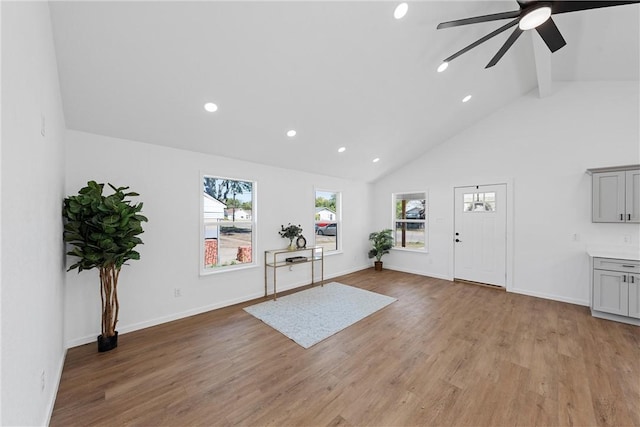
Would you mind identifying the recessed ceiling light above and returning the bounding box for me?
[437,62,449,73]
[286,129,297,137]
[338,147,346,153]
[373,158,380,163]
[519,6,552,30]
[394,3,408,19]
[204,102,218,112]
[462,95,472,103]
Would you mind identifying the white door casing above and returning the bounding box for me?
[454,184,507,287]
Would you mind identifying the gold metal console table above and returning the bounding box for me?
[264,246,324,300]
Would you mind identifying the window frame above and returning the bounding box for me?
[392,191,428,253]
[200,173,258,275]
[314,188,342,254]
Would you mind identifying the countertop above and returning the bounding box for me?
[587,247,640,261]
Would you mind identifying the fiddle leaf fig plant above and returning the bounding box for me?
[63,181,148,350]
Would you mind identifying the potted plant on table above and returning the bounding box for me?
[368,229,393,271]
[63,181,148,352]
[279,223,303,250]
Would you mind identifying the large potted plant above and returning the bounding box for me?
[63,181,148,352]
[368,229,393,271]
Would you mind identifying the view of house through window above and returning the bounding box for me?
[315,190,341,252]
[393,192,426,251]
[202,176,255,271]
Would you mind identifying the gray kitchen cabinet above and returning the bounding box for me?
[588,165,640,223]
[629,274,640,319]
[591,257,640,325]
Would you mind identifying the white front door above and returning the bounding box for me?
[454,184,507,287]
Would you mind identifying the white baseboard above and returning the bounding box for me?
[509,287,589,307]
[381,266,590,308]
[44,348,67,426]
[383,264,452,281]
[65,264,371,349]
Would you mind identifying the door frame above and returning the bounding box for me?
[450,179,514,292]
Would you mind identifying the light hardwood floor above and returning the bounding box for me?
[51,269,640,426]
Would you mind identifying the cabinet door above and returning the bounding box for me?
[593,270,629,315]
[593,171,626,222]
[629,274,640,319]
[626,170,640,223]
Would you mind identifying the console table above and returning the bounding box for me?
[264,246,324,300]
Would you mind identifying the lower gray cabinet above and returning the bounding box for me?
[593,269,628,316]
[629,274,640,319]
[591,257,640,323]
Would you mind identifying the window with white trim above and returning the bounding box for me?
[202,175,256,273]
[314,190,341,252]
[393,192,427,251]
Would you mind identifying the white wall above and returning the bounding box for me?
[1,2,67,425]
[372,81,640,305]
[64,130,372,347]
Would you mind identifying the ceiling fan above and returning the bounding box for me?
[437,1,640,69]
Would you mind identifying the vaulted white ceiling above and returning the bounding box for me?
[49,1,639,182]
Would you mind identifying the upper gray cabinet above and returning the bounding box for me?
[588,165,640,223]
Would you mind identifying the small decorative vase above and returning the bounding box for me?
[288,239,296,250]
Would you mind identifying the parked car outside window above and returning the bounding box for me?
[316,223,337,236]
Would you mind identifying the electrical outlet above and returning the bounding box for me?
[40,370,45,392]
[572,233,580,242]
[174,288,182,298]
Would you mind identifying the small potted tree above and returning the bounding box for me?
[368,229,393,271]
[63,181,148,352]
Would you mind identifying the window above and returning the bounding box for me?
[393,192,426,251]
[314,190,341,252]
[202,175,256,273]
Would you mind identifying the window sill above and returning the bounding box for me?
[323,250,343,257]
[392,247,428,254]
[200,262,259,276]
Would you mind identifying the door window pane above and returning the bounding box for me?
[463,192,495,212]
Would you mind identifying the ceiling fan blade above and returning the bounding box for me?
[552,1,640,14]
[443,19,519,62]
[535,17,566,52]
[437,10,521,29]
[485,27,524,68]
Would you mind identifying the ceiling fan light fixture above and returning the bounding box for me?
[437,62,449,73]
[518,6,552,30]
[394,3,408,20]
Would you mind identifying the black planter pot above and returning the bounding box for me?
[97,331,118,352]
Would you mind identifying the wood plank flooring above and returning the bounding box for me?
[50,270,640,426]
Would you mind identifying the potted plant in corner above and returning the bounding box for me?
[368,229,393,271]
[62,181,148,352]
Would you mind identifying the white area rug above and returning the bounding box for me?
[244,282,397,348]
